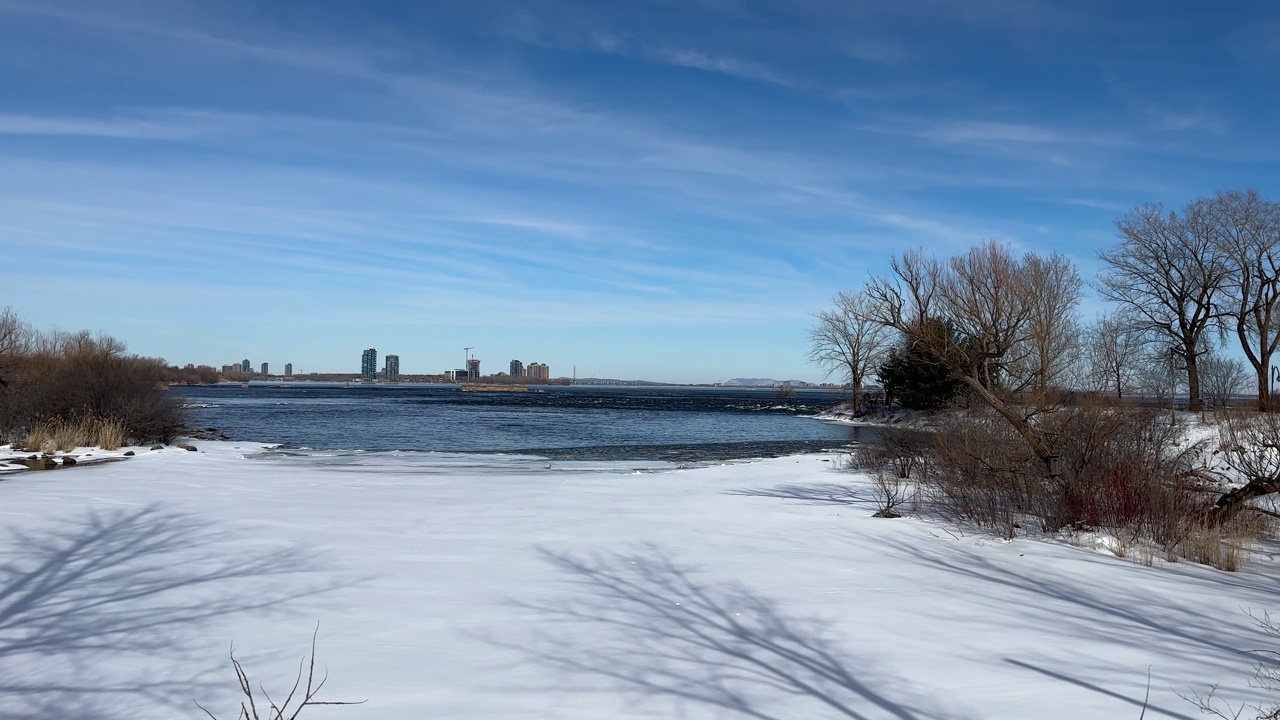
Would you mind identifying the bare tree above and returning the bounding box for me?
[865,241,1082,465]
[1200,347,1249,411]
[1209,189,1280,412]
[807,290,892,415]
[1023,253,1083,406]
[0,307,30,389]
[1098,200,1231,411]
[1085,312,1148,400]
[1133,346,1182,410]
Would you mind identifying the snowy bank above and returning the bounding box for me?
[813,405,944,431]
[0,441,1273,719]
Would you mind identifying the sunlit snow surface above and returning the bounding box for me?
[0,441,1274,719]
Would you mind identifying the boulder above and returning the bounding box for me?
[185,427,230,440]
[14,456,56,470]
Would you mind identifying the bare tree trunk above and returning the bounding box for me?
[1184,341,1203,411]
[1256,363,1271,413]
[1209,477,1280,524]
[960,376,1054,462]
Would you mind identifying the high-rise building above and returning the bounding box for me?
[385,354,400,380]
[261,362,269,376]
[242,359,251,373]
[285,363,293,377]
[361,347,378,380]
[510,359,524,377]
[526,362,549,380]
[467,358,480,379]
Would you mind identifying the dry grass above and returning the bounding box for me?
[21,420,67,453]
[19,416,129,452]
[95,417,127,450]
[1169,514,1270,572]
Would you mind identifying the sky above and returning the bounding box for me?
[1,1,1278,383]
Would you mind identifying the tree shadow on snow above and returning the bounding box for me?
[880,537,1278,719]
[0,505,340,720]
[725,482,874,507]
[510,545,962,720]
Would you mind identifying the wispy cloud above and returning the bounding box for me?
[0,0,386,81]
[1059,197,1131,212]
[1104,72,1233,136]
[1145,107,1230,135]
[862,118,1131,150]
[484,5,802,87]
[639,46,797,86]
[0,113,194,139]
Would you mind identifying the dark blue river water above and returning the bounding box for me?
[172,384,872,461]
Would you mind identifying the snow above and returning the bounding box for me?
[0,441,1275,719]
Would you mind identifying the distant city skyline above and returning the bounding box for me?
[209,348,570,381]
[3,2,1277,383]
[202,347,829,384]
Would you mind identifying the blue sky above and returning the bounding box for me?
[1,1,1277,383]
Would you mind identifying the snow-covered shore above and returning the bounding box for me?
[0,441,1273,719]
[812,404,943,430]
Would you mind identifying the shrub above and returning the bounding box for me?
[0,318,185,447]
[852,427,931,476]
[920,403,1239,564]
[848,428,936,518]
[195,628,363,720]
[868,471,913,518]
[1036,402,1203,542]
[927,411,1037,538]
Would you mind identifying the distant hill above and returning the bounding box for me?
[722,378,807,387]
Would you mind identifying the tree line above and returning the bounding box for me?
[808,189,1280,527]
[810,189,1279,415]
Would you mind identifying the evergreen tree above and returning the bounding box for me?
[876,345,963,410]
